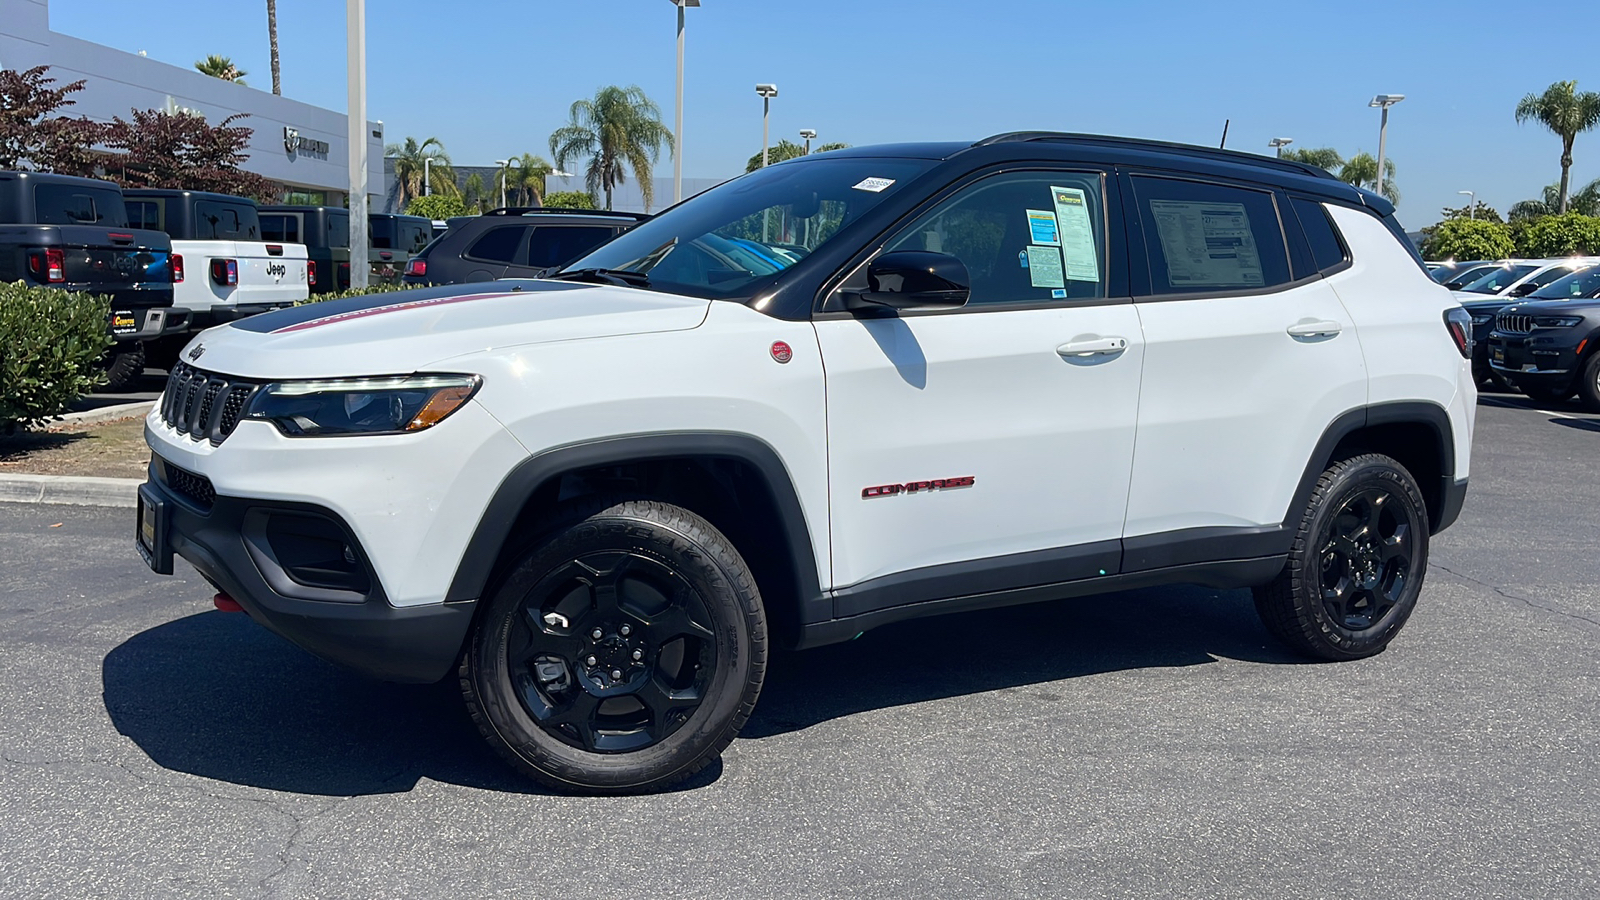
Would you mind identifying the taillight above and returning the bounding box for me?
[307,259,317,286]
[172,254,185,283]
[1445,307,1473,359]
[40,247,65,283]
[211,258,238,286]
[404,258,427,278]
[338,262,350,289]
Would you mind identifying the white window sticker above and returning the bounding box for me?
[1148,199,1264,287]
[1050,186,1100,283]
[852,177,896,193]
[1026,246,1065,288]
[1025,209,1060,246]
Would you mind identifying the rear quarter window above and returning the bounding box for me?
[261,213,300,243]
[1290,197,1349,273]
[33,184,129,227]
[194,200,261,241]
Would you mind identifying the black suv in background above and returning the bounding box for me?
[1487,264,1600,408]
[402,207,645,286]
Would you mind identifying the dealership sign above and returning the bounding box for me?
[284,127,330,159]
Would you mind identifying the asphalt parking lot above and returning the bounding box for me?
[1,394,1597,899]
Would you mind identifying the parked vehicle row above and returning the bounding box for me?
[1484,261,1600,409]
[401,207,647,286]
[1426,256,1600,389]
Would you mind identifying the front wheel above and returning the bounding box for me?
[1253,454,1430,661]
[461,500,767,793]
[1576,353,1600,413]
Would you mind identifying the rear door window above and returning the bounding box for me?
[467,226,528,263]
[524,226,618,268]
[260,213,300,243]
[402,222,431,253]
[126,199,162,232]
[1130,175,1291,295]
[194,200,261,240]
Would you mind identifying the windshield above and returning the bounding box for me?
[1461,264,1537,294]
[1528,264,1600,300]
[1445,264,1496,287]
[557,157,935,299]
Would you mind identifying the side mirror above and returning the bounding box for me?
[1509,282,1539,297]
[845,250,970,311]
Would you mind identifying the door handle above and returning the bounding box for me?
[1286,320,1343,338]
[1056,337,1128,357]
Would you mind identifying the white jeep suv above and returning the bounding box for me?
[138,133,1476,793]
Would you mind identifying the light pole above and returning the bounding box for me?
[423,156,439,196]
[346,0,369,289]
[494,158,515,209]
[1458,189,1476,219]
[1268,136,1293,158]
[1369,93,1404,200]
[668,0,699,205]
[799,128,816,155]
[755,84,778,167]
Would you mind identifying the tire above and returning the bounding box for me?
[1522,384,1573,405]
[1576,353,1600,413]
[100,342,146,393]
[1253,454,1429,661]
[461,499,767,793]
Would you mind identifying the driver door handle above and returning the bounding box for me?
[1057,337,1128,357]
[1286,320,1343,338]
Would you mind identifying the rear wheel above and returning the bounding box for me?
[1253,454,1429,661]
[99,342,145,393]
[1576,354,1600,413]
[461,499,766,793]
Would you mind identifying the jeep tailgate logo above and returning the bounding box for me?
[267,262,287,278]
[862,476,975,499]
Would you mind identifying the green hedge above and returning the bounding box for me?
[295,282,417,305]
[0,281,113,431]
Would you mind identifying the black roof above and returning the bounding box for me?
[0,170,124,190]
[123,188,259,205]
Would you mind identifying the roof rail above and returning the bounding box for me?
[484,206,650,220]
[974,132,1338,181]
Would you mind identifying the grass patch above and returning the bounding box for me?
[0,418,150,479]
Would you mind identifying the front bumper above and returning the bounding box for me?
[1486,332,1581,389]
[137,460,475,683]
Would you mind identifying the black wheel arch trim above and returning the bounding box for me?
[444,431,827,626]
[1289,400,1458,535]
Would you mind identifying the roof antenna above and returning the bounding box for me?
[1219,119,1230,149]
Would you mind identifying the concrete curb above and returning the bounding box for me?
[0,473,141,508]
[46,401,155,431]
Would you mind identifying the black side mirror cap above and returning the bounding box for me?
[845,250,970,311]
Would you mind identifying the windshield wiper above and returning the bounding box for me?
[545,267,651,288]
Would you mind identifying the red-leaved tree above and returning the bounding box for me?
[0,65,107,175]
[101,108,278,201]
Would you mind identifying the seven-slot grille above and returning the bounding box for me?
[1497,312,1534,335]
[159,362,261,444]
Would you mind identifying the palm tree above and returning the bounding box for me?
[1336,152,1399,204]
[463,172,488,214]
[385,136,454,209]
[195,55,247,84]
[505,153,554,207]
[266,0,281,95]
[549,85,673,211]
[1279,147,1344,171]
[1516,80,1600,214]
[1511,177,1600,220]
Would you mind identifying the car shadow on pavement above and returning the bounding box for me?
[102,586,1294,795]
[743,584,1301,739]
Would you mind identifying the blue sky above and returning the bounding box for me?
[50,0,1600,229]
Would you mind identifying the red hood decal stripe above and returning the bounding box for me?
[270,291,515,334]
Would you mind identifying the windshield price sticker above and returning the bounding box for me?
[852,177,896,193]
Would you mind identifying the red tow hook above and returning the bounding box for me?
[213,593,244,612]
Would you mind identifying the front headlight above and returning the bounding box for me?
[246,373,481,436]
[1534,316,1584,328]
[1469,313,1493,325]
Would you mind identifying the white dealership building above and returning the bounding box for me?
[0,0,385,206]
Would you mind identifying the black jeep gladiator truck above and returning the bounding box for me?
[0,171,178,390]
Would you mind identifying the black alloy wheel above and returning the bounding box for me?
[1578,353,1600,413]
[1253,454,1429,661]
[509,552,717,753]
[462,499,766,793]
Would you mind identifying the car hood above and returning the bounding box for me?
[1457,293,1516,309]
[181,280,712,379]
[1501,297,1600,316]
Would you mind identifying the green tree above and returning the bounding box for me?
[1420,219,1515,261]
[0,65,105,175]
[543,190,596,210]
[744,139,849,173]
[266,0,281,95]
[462,172,489,213]
[549,85,673,211]
[194,55,247,84]
[1439,203,1503,224]
[1510,178,1600,220]
[504,153,553,207]
[1336,152,1399,204]
[1279,147,1345,170]
[406,193,468,219]
[385,136,454,210]
[1515,80,1600,214]
[1519,212,1600,256]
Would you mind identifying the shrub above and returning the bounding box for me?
[0,281,113,431]
[1518,213,1600,257]
[406,194,469,219]
[543,190,597,210]
[1421,218,1515,261]
[295,282,417,306]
